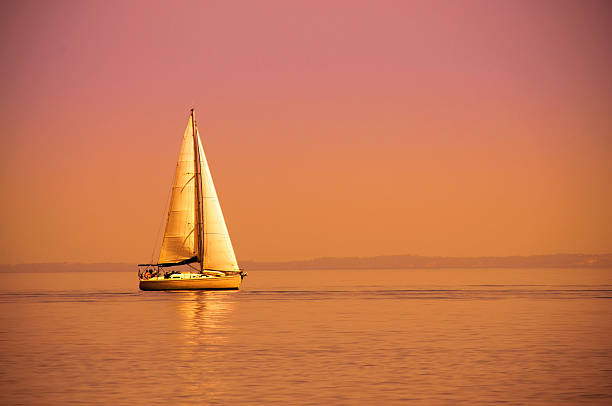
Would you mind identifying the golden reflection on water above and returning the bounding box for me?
[175,291,237,345]
[166,291,239,400]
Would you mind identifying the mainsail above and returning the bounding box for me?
[158,117,198,265]
[157,112,239,272]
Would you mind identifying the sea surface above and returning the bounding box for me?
[0,268,611,405]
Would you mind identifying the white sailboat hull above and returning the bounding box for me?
[139,273,242,291]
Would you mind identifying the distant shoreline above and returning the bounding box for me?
[242,253,612,270]
[1,253,610,272]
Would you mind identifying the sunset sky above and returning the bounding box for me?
[1,0,610,264]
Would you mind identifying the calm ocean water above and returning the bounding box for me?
[0,268,611,405]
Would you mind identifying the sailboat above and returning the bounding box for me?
[138,109,246,290]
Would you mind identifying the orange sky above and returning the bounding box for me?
[1,0,611,264]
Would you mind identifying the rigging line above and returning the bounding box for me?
[150,176,174,264]
[180,174,196,191]
[182,228,195,244]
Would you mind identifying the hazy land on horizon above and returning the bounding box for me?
[2,253,610,272]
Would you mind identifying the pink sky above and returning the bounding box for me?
[1,0,611,264]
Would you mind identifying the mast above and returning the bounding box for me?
[191,108,204,273]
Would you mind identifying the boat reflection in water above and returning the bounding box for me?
[165,291,239,400]
[176,291,237,346]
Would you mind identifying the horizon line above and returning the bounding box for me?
[1,252,610,267]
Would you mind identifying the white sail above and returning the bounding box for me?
[158,118,197,264]
[196,131,240,271]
